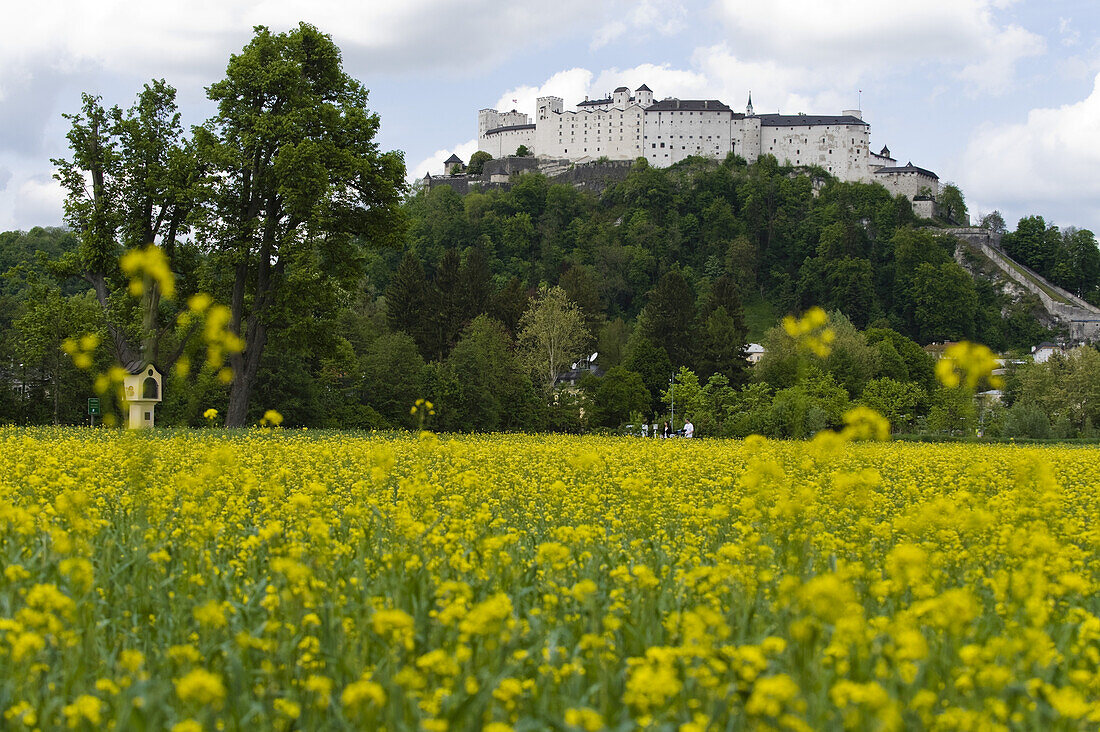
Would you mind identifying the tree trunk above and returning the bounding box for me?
[224,318,268,427]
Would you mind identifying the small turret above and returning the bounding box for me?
[880,145,890,157]
[613,86,631,107]
[444,154,463,175]
[635,84,653,107]
[746,91,754,116]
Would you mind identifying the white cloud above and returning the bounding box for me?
[0,167,11,192]
[591,0,687,50]
[13,174,65,228]
[488,54,855,126]
[0,0,610,104]
[712,0,1044,94]
[494,69,596,115]
[962,72,1100,228]
[408,139,480,182]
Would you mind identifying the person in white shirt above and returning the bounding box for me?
[683,419,694,438]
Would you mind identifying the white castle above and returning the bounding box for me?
[477,84,939,205]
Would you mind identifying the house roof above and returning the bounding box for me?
[126,361,159,376]
[746,343,765,354]
[577,97,613,107]
[636,84,652,92]
[483,123,537,135]
[444,154,463,164]
[645,99,733,112]
[872,162,939,180]
[614,86,630,92]
[758,113,867,127]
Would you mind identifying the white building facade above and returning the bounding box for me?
[476,84,937,199]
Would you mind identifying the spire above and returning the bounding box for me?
[746,91,754,116]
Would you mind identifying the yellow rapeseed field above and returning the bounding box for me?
[1,427,1098,730]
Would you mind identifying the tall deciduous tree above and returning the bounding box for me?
[517,285,588,393]
[197,24,405,426]
[53,81,200,369]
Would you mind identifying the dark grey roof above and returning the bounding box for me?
[645,99,732,112]
[758,114,867,127]
[126,361,157,375]
[577,97,613,106]
[483,123,537,135]
[879,145,890,156]
[636,84,652,92]
[873,162,939,180]
[444,154,463,164]
[614,86,629,92]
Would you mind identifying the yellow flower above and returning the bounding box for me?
[341,677,386,712]
[565,707,605,731]
[62,695,103,729]
[261,409,284,427]
[174,668,226,707]
[274,698,301,720]
[935,341,1002,389]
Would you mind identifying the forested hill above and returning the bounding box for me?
[2,154,1096,430]
[388,154,1068,353]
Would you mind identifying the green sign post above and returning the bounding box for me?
[88,398,100,426]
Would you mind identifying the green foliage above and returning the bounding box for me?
[467,151,492,175]
[999,401,1052,439]
[583,366,651,428]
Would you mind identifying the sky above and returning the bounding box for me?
[2,0,1100,233]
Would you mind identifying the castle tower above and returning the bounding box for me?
[537,96,563,120]
[613,86,631,107]
[444,154,463,175]
[746,91,754,116]
[478,108,500,138]
[635,84,653,107]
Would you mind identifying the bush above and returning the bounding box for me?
[1000,402,1052,439]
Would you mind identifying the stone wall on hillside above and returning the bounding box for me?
[945,227,1100,342]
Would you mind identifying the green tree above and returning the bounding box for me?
[197,24,405,426]
[385,253,430,354]
[12,289,102,424]
[440,315,541,431]
[517,285,589,393]
[661,366,706,431]
[937,183,968,225]
[641,269,697,369]
[52,81,200,370]
[622,333,672,418]
[361,332,426,429]
[515,145,531,157]
[859,377,924,432]
[912,262,977,342]
[583,366,651,428]
[699,306,749,386]
[467,151,492,175]
[927,386,977,435]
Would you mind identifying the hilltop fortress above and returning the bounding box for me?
[475,84,939,206]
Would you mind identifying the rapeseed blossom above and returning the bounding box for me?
[0,427,1098,728]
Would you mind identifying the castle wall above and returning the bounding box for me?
[734,117,762,161]
[642,107,733,166]
[535,105,645,160]
[874,170,939,199]
[762,122,871,179]
[480,126,536,158]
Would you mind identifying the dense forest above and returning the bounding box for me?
[3,152,1098,435]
